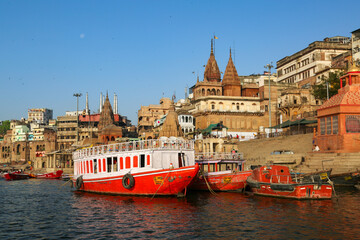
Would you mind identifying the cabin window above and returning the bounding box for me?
[147,155,151,166]
[98,159,102,172]
[113,157,118,172]
[107,157,112,173]
[86,161,89,174]
[120,157,124,170]
[133,156,138,168]
[125,156,131,168]
[93,159,97,173]
[103,158,106,173]
[140,154,145,168]
[332,116,338,134]
[178,153,185,167]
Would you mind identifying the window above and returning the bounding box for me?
[113,157,118,172]
[333,116,338,134]
[125,156,131,168]
[211,102,215,110]
[326,117,331,135]
[93,159,97,173]
[320,118,325,135]
[107,157,112,173]
[133,156,138,168]
[140,154,145,168]
[346,115,360,133]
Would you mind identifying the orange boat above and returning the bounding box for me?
[247,165,333,200]
[189,153,252,192]
[72,138,199,197]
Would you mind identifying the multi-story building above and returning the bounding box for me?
[56,114,77,149]
[189,42,269,139]
[352,28,360,64]
[28,108,53,124]
[276,36,351,87]
[137,97,172,138]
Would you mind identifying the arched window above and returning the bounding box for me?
[236,103,240,110]
[211,89,216,95]
[202,88,205,96]
[207,89,211,95]
[211,102,216,110]
[219,102,224,111]
[217,89,221,95]
[232,103,236,111]
[185,116,188,122]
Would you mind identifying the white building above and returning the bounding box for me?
[178,114,195,134]
[28,108,53,124]
[276,36,351,86]
[352,28,360,64]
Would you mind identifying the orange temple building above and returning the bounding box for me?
[315,64,360,152]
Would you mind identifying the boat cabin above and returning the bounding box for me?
[73,139,195,177]
[195,153,245,173]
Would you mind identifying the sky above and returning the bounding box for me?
[1,0,360,125]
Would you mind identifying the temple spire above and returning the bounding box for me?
[211,39,214,55]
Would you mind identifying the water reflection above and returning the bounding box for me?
[0,180,360,239]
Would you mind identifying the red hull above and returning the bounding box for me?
[247,165,333,200]
[189,170,252,192]
[72,165,199,196]
[37,170,63,179]
[4,172,30,181]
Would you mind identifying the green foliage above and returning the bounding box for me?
[312,71,343,101]
[0,120,10,135]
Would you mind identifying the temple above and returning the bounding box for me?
[315,63,360,152]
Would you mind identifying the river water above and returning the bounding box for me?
[0,179,359,240]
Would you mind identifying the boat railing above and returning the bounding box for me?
[195,152,244,161]
[270,174,292,184]
[73,139,194,160]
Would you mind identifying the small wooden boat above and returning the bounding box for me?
[329,171,360,187]
[247,165,333,200]
[189,153,252,192]
[36,170,63,179]
[3,171,30,181]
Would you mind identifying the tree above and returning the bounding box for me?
[312,71,344,101]
[0,120,10,136]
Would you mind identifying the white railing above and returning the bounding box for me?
[195,152,244,161]
[73,139,194,160]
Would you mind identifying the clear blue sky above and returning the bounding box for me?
[1,0,359,125]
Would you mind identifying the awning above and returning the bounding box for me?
[201,123,228,135]
[271,119,317,129]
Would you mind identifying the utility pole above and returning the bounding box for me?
[73,93,82,146]
[264,63,273,129]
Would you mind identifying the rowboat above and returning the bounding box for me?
[3,171,30,181]
[36,170,63,179]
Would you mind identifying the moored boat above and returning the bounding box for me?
[329,171,360,187]
[247,165,333,200]
[72,138,199,196]
[36,170,63,179]
[3,171,30,181]
[189,153,252,192]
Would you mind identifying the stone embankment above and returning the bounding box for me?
[239,133,360,174]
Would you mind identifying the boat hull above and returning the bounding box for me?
[4,173,30,181]
[247,176,333,200]
[37,170,63,179]
[72,165,199,196]
[189,170,252,192]
[330,172,360,186]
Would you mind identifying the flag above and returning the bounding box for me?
[214,36,219,39]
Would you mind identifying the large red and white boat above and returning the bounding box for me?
[247,165,333,200]
[72,138,199,196]
[189,152,252,192]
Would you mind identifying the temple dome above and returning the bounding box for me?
[204,39,221,82]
